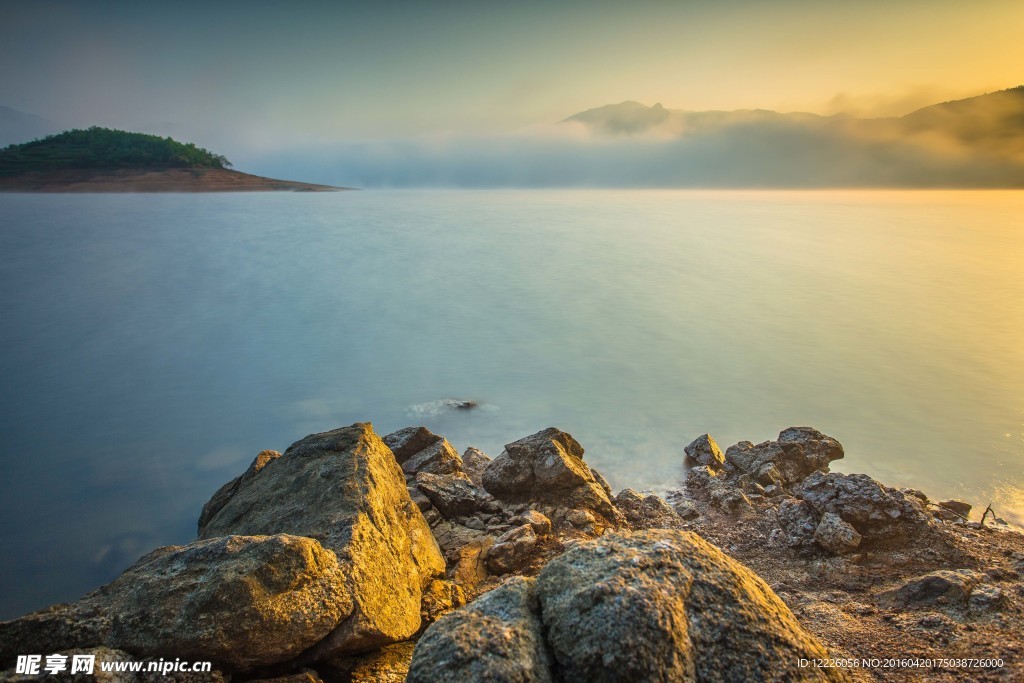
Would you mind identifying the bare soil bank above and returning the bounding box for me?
[0,167,350,192]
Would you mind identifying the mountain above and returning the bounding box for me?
[0,127,347,192]
[559,87,1024,187]
[0,105,59,148]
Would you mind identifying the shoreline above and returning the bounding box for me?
[0,167,351,193]
[1,422,1021,681]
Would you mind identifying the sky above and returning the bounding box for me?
[1,0,1022,186]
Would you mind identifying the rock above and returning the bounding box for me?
[564,508,597,530]
[402,438,464,477]
[485,524,538,575]
[613,489,681,529]
[685,464,718,492]
[672,500,699,519]
[724,428,843,487]
[797,471,932,541]
[383,426,442,464]
[0,535,350,671]
[777,426,845,472]
[481,428,618,525]
[197,449,280,532]
[460,447,491,485]
[814,512,862,554]
[968,585,1007,613]
[0,604,108,671]
[249,673,323,683]
[511,509,552,537]
[710,487,751,513]
[684,433,726,469]
[326,641,417,683]
[0,647,228,683]
[461,516,486,531]
[452,540,492,590]
[414,472,479,518]
[777,498,819,547]
[407,577,553,683]
[881,570,984,610]
[589,467,614,497]
[198,423,445,658]
[409,487,432,512]
[937,500,972,518]
[412,530,846,682]
[420,579,467,625]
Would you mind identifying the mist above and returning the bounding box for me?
[237,91,1024,189]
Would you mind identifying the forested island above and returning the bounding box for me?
[0,127,345,192]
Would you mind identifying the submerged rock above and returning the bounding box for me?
[410,530,848,682]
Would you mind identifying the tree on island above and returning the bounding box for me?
[0,127,232,175]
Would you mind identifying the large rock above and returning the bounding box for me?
[407,577,554,683]
[684,433,725,469]
[614,489,681,529]
[481,428,618,524]
[724,428,843,487]
[880,570,984,610]
[383,426,442,464]
[197,423,445,657]
[813,512,862,554]
[197,449,280,532]
[414,472,480,518]
[460,447,492,486]
[0,535,351,671]
[485,524,538,575]
[796,471,932,542]
[410,530,847,682]
[401,439,464,477]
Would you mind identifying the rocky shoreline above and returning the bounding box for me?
[2,423,1021,682]
[0,168,348,192]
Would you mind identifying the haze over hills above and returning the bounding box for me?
[5,88,1023,188]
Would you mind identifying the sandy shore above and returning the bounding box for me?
[0,167,350,192]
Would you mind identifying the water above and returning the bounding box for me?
[0,189,1021,618]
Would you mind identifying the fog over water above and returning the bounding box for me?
[0,189,1021,618]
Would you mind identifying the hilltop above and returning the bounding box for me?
[0,127,347,192]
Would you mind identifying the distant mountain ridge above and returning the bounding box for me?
[559,87,1024,187]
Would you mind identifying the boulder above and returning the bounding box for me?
[197,449,280,532]
[407,577,553,683]
[401,438,464,477]
[323,641,417,683]
[510,509,552,537]
[460,447,491,486]
[724,428,843,487]
[481,428,618,525]
[796,471,932,541]
[410,530,847,682]
[813,512,862,554]
[414,472,480,518]
[880,570,984,610]
[197,423,445,657]
[0,535,351,671]
[485,524,538,575]
[383,426,441,464]
[776,427,844,472]
[776,498,819,548]
[684,433,725,469]
[614,489,681,529]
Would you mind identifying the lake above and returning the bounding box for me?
[0,189,1021,619]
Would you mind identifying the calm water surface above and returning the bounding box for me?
[1,189,1022,618]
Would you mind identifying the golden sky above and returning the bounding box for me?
[1,0,1021,145]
